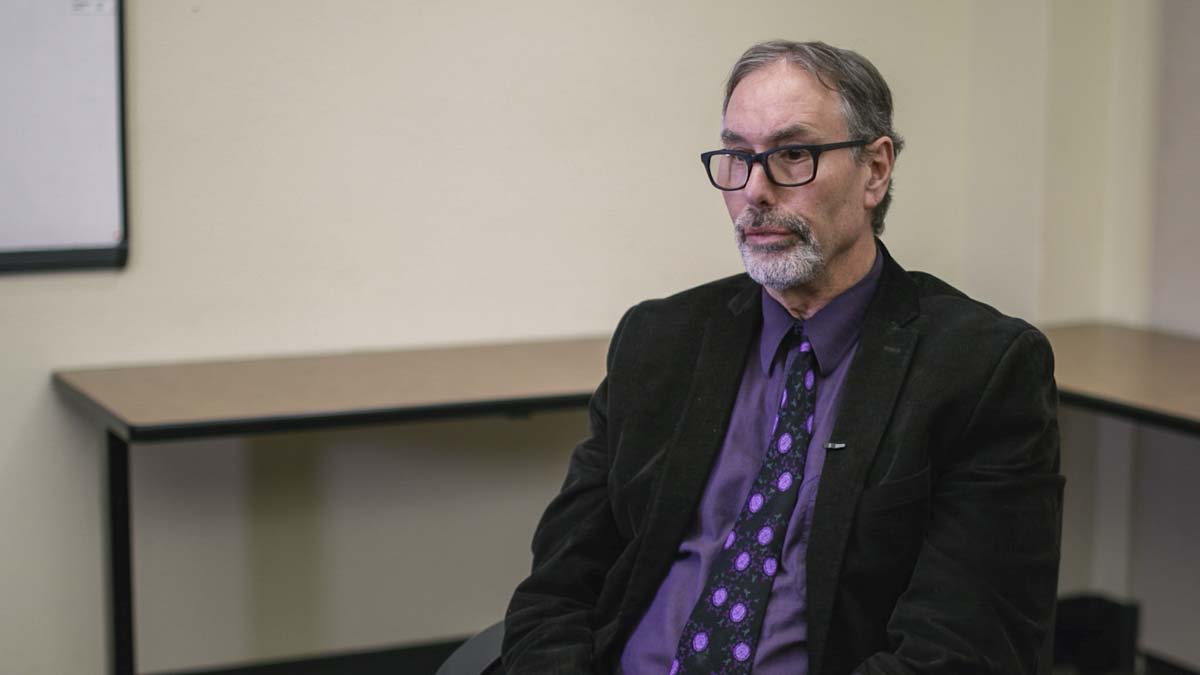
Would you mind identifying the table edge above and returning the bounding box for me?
[1058,388,1200,437]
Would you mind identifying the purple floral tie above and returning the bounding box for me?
[670,324,817,674]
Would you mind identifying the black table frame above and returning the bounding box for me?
[91,394,590,675]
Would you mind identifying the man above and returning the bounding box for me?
[503,41,1062,675]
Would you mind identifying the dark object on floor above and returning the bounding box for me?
[1054,594,1139,674]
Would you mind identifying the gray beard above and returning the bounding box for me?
[734,208,826,290]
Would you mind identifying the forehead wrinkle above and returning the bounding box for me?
[766,123,820,145]
[720,122,820,149]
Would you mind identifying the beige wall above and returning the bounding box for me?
[1152,0,1200,335]
[0,1,1188,672]
[1133,0,1200,666]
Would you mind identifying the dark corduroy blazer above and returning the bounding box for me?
[503,242,1063,675]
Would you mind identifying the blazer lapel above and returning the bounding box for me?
[806,245,920,675]
[617,279,760,633]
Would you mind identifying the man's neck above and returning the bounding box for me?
[766,236,878,320]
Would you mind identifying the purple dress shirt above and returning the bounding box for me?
[620,248,883,675]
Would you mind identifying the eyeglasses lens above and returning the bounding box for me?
[767,148,815,186]
[712,154,749,190]
[709,148,817,189]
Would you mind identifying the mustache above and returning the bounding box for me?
[734,209,813,243]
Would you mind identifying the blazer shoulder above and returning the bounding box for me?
[621,273,755,332]
[906,270,1047,355]
[639,272,755,314]
[604,273,755,369]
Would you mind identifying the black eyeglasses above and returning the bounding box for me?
[700,139,872,191]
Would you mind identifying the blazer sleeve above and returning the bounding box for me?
[501,307,636,675]
[855,328,1065,675]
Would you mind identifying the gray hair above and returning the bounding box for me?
[723,40,904,235]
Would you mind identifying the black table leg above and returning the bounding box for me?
[108,431,135,675]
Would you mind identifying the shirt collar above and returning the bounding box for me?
[759,240,884,376]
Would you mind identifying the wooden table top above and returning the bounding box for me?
[53,336,610,442]
[1042,322,1200,434]
[53,323,1200,443]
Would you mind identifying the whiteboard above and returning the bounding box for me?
[0,0,126,272]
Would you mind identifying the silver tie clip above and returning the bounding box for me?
[824,442,847,450]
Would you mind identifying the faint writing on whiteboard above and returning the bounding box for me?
[71,0,114,16]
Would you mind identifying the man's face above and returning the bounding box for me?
[721,60,877,290]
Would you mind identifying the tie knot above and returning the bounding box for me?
[790,323,816,366]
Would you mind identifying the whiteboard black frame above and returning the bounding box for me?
[0,1,128,275]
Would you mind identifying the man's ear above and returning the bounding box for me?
[863,136,894,210]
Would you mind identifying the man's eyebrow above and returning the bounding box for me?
[720,123,819,147]
[720,129,747,145]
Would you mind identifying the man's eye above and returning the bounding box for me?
[779,149,813,163]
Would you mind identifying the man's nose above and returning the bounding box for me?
[742,161,776,207]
